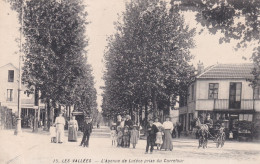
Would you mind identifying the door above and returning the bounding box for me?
[229,82,242,109]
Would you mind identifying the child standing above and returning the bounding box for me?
[130,125,139,148]
[117,126,123,147]
[122,126,130,147]
[155,126,163,150]
[110,123,117,146]
[50,124,56,143]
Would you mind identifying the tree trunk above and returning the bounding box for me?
[129,102,133,120]
[47,98,51,131]
[69,106,71,118]
[33,88,40,133]
[37,90,41,131]
[152,89,158,118]
[144,102,148,129]
[44,103,48,131]
[33,109,38,132]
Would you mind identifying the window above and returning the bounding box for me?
[8,70,14,82]
[179,95,187,107]
[229,82,242,109]
[254,87,260,99]
[7,89,13,101]
[191,84,194,101]
[239,114,253,121]
[208,83,219,99]
[188,113,193,130]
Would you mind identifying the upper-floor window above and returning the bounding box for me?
[179,95,187,107]
[8,70,14,82]
[191,84,194,100]
[7,89,13,101]
[208,83,219,99]
[254,86,260,99]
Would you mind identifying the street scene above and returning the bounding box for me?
[1,127,260,164]
[1,0,260,164]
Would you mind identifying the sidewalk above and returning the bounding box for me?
[0,129,48,164]
[1,128,260,164]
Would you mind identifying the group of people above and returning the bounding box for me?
[50,113,93,147]
[110,115,180,154]
[50,113,183,153]
[110,115,139,148]
[146,116,174,153]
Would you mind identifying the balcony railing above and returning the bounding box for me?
[197,99,260,112]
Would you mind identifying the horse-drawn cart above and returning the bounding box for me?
[195,118,226,149]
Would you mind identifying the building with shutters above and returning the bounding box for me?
[0,63,45,128]
[178,63,260,139]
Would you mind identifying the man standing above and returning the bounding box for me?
[55,113,65,143]
[177,122,182,138]
[205,114,213,138]
[80,116,93,147]
[145,119,158,154]
[124,115,133,130]
[124,115,133,147]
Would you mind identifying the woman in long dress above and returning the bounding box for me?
[55,113,66,143]
[161,116,173,151]
[68,116,78,142]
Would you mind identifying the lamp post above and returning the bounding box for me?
[14,0,24,135]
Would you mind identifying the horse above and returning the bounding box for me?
[194,118,209,149]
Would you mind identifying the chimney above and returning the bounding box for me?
[197,61,204,75]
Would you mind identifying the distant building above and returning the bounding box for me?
[0,63,45,128]
[179,63,260,139]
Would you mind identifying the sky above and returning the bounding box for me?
[0,0,255,111]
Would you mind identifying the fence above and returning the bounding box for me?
[0,105,15,130]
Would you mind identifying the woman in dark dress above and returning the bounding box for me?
[68,116,78,142]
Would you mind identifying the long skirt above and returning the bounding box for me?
[56,124,64,143]
[161,129,173,150]
[130,132,138,145]
[68,126,77,142]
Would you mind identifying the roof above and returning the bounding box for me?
[197,63,254,79]
[0,63,18,70]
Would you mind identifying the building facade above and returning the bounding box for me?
[179,63,260,139]
[0,63,45,128]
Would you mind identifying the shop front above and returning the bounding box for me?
[213,110,254,140]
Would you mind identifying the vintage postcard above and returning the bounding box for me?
[0,0,260,164]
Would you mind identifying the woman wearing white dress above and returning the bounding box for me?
[161,116,173,151]
[55,113,65,143]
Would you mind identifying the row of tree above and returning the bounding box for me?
[8,0,97,130]
[102,0,196,125]
[102,0,260,125]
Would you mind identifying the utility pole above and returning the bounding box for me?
[14,0,24,135]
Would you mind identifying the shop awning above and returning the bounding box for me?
[213,109,255,114]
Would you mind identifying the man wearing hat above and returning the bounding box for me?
[145,119,158,154]
[80,116,93,147]
[205,114,213,138]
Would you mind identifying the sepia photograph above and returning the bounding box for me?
[0,0,260,164]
